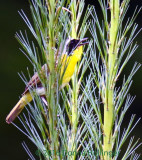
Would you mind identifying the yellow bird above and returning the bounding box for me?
[6,38,88,124]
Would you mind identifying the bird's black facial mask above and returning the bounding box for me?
[67,39,80,56]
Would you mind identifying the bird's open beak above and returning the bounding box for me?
[78,38,89,46]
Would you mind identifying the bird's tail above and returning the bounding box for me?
[6,92,33,124]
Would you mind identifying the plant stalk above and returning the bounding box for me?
[47,0,58,159]
[103,0,119,159]
[70,2,78,160]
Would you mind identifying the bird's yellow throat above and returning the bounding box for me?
[61,45,83,87]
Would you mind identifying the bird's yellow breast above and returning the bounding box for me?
[60,46,83,87]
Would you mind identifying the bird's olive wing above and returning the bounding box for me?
[23,64,48,95]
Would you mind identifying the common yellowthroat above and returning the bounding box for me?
[6,38,88,124]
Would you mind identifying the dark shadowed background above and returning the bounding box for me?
[0,0,142,159]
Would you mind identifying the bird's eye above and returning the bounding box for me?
[67,39,80,56]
